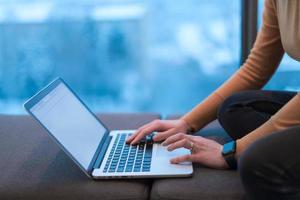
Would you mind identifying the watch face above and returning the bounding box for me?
[222,141,236,155]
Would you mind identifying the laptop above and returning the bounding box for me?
[24,78,193,179]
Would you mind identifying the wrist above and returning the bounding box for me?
[235,139,244,160]
[218,146,230,169]
[180,118,195,134]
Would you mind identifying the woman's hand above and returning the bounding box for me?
[162,133,229,169]
[126,119,190,145]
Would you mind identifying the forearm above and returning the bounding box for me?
[181,92,224,132]
[236,93,300,158]
[181,65,276,132]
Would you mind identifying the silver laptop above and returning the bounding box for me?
[24,78,193,179]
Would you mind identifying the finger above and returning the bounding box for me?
[126,123,152,143]
[130,122,165,145]
[162,132,187,146]
[126,131,139,144]
[167,138,192,151]
[153,128,177,142]
[127,119,163,143]
[170,154,194,164]
[126,130,141,143]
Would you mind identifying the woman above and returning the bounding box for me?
[127,0,300,199]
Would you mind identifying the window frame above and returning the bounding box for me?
[241,0,258,65]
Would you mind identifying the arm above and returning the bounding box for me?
[127,0,284,147]
[163,94,300,168]
[182,0,284,132]
[166,93,300,168]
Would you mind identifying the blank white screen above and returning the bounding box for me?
[30,83,107,170]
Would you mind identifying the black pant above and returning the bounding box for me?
[217,90,300,200]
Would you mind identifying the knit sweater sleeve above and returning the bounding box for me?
[181,0,284,132]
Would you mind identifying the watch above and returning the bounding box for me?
[222,141,237,170]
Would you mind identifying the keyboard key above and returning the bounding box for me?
[143,161,150,165]
[125,168,132,172]
[135,164,141,168]
[103,167,108,172]
[134,167,141,172]
[144,157,151,161]
[110,165,116,169]
[120,160,126,164]
[109,168,115,173]
[135,160,141,165]
[142,167,150,172]
[145,144,153,151]
[143,165,151,169]
[127,163,133,167]
[110,165,117,168]
[117,168,124,172]
[137,156,143,160]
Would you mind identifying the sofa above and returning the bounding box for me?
[0,113,245,200]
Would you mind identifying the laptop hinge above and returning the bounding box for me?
[93,135,112,169]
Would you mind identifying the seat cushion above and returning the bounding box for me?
[150,115,245,200]
[0,113,160,200]
[151,165,244,200]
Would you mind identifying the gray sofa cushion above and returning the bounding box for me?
[150,116,245,200]
[0,113,160,200]
[151,165,244,200]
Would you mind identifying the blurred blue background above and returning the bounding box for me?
[0,0,298,115]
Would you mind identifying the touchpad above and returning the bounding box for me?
[155,144,190,158]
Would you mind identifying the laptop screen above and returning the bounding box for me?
[29,82,107,170]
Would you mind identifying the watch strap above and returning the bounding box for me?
[223,153,237,170]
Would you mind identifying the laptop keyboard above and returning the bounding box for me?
[103,133,153,173]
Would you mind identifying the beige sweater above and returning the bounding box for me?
[181,0,300,156]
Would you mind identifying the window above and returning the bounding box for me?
[0,0,241,115]
[258,0,300,91]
